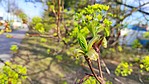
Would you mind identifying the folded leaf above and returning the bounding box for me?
[102,37,107,48]
[88,23,96,37]
[73,49,84,58]
[86,48,98,61]
[104,27,110,37]
[77,33,88,52]
[88,36,99,50]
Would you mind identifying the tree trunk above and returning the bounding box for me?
[57,0,61,41]
[91,0,96,5]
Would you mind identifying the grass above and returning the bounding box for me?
[9,30,149,84]
[10,31,83,84]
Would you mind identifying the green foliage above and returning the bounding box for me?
[82,77,112,84]
[43,23,55,32]
[0,62,27,84]
[56,55,63,62]
[40,38,47,43]
[109,48,116,53]
[102,37,107,48]
[32,16,42,25]
[83,77,99,84]
[88,36,99,50]
[140,56,149,72]
[74,4,112,61]
[62,81,68,84]
[86,48,98,61]
[115,62,133,76]
[0,30,4,35]
[6,34,13,38]
[10,45,18,53]
[18,13,27,20]
[34,23,45,33]
[106,80,113,84]
[47,49,51,54]
[143,32,149,38]
[117,46,123,52]
[64,0,89,9]
[77,33,88,52]
[25,33,29,36]
[31,16,45,33]
[132,39,142,48]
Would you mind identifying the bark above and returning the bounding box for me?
[57,0,61,41]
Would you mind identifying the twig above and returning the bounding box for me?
[77,73,93,84]
[97,54,103,78]
[138,73,144,84]
[27,77,33,84]
[84,56,104,84]
[94,38,105,82]
[101,60,111,75]
[81,64,124,84]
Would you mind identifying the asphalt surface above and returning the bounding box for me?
[0,27,28,66]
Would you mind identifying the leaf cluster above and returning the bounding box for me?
[0,62,27,84]
[10,45,18,53]
[140,56,149,72]
[132,39,142,48]
[74,4,112,61]
[115,62,133,76]
[143,32,149,38]
[32,16,45,33]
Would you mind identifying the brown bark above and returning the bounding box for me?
[57,0,61,41]
[84,56,104,84]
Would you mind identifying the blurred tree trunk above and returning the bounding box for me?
[57,0,61,41]
[91,0,95,5]
[62,0,68,35]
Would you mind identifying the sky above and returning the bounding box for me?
[118,0,149,25]
[18,0,45,18]
[0,0,149,25]
[0,0,44,19]
[97,0,149,25]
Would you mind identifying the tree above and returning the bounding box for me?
[43,0,62,41]
[74,4,112,84]
[42,0,95,43]
[0,0,19,13]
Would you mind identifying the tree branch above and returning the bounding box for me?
[115,0,149,15]
[84,56,104,84]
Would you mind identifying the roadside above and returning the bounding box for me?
[0,27,28,66]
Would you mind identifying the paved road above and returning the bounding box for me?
[0,27,28,66]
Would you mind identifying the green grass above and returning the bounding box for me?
[10,30,149,84]
[10,31,83,84]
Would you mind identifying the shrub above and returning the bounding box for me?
[143,32,149,38]
[0,62,27,83]
[10,45,18,53]
[132,39,142,48]
[140,56,149,72]
[115,62,133,76]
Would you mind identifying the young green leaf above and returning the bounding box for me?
[77,33,88,52]
[97,25,104,33]
[88,36,99,50]
[102,37,107,48]
[85,15,92,21]
[104,27,110,37]
[47,49,51,54]
[10,45,18,52]
[73,49,84,58]
[86,48,98,61]
[97,14,102,20]
[88,23,96,37]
